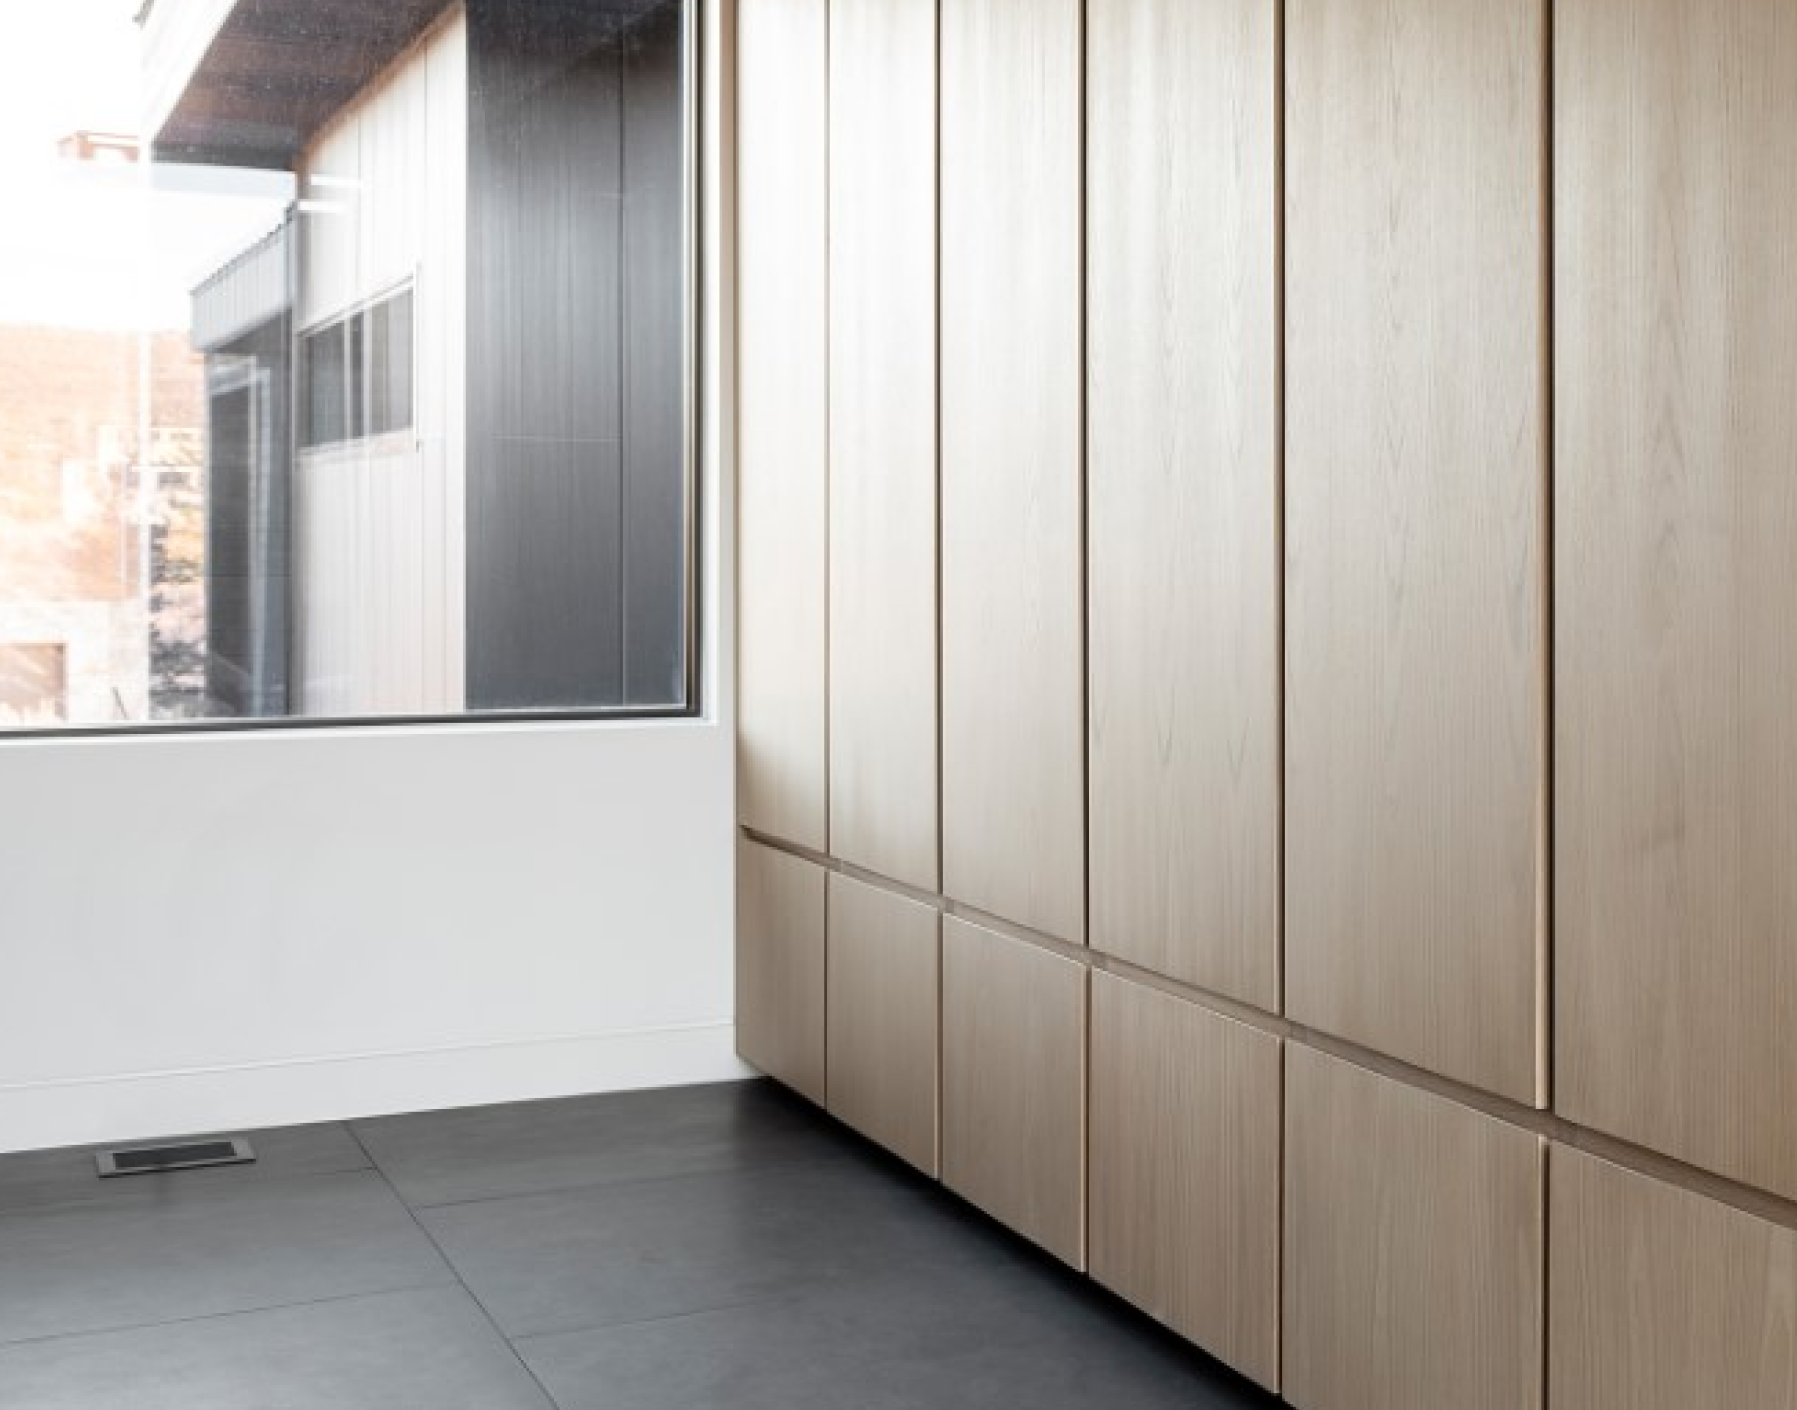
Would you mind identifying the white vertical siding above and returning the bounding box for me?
[426,14,468,711]
[299,118,361,331]
[293,10,468,718]
[191,222,291,353]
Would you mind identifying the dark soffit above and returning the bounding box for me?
[150,0,456,168]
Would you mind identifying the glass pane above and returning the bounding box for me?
[368,289,414,438]
[345,310,366,443]
[0,0,691,731]
[302,324,347,449]
[0,643,67,724]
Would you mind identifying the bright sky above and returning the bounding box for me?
[0,1,293,331]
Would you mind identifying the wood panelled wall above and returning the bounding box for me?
[1086,0,1279,1009]
[939,0,1086,946]
[1555,0,1797,1205]
[736,0,1797,1405]
[1090,973,1282,1389]
[825,0,939,892]
[737,0,828,851]
[1284,0,1548,1107]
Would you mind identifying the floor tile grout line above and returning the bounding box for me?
[345,1123,568,1410]
[342,1107,1091,1364]
[393,1148,864,1215]
[0,1160,382,1229]
[507,1292,781,1349]
[0,1280,457,1356]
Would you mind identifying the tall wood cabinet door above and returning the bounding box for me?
[941,918,1086,1267]
[827,874,940,1176]
[737,0,828,850]
[1284,0,1548,1103]
[1552,1148,1797,1410]
[1089,973,1282,1390]
[1556,0,1797,1200]
[736,839,826,1104]
[1283,1047,1544,1410]
[939,0,1085,944]
[1086,0,1278,1007]
[827,0,939,893]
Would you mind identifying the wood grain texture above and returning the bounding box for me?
[827,873,940,1175]
[941,917,1086,1267]
[1284,0,1547,1102]
[939,0,1085,944]
[1551,1147,1797,1410]
[1085,0,1278,1007]
[1089,972,1282,1390]
[827,0,939,892]
[1555,0,1797,1199]
[1283,1047,1544,1410]
[736,0,828,850]
[736,838,826,1104]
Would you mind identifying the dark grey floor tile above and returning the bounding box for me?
[0,1171,452,1346]
[419,1154,1025,1339]
[0,1087,1282,1408]
[0,1287,555,1410]
[353,1079,856,1208]
[0,1123,368,1218]
[517,1265,1279,1410]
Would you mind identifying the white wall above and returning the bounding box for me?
[0,0,740,1156]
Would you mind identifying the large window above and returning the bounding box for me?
[0,0,695,733]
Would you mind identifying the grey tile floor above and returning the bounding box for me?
[0,1080,1280,1409]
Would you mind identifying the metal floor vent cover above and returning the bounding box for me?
[96,1137,256,1179]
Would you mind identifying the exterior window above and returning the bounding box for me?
[300,289,415,450]
[0,0,695,732]
[302,319,349,450]
[369,289,415,438]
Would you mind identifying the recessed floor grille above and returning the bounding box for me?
[96,1137,256,1178]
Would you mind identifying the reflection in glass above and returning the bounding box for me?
[0,0,692,731]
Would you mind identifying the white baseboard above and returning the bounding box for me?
[0,1021,754,1156]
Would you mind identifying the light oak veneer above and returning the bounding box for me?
[737,0,828,851]
[1086,0,1279,1007]
[1556,0,1797,1200]
[1284,0,1548,1104]
[1552,1147,1797,1410]
[1283,1047,1544,1410]
[1089,972,1282,1390]
[941,917,1086,1268]
[827,0,939,891]
[736,838,826,1104]
[939,0,1086,944]
[827,872,940,1176]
